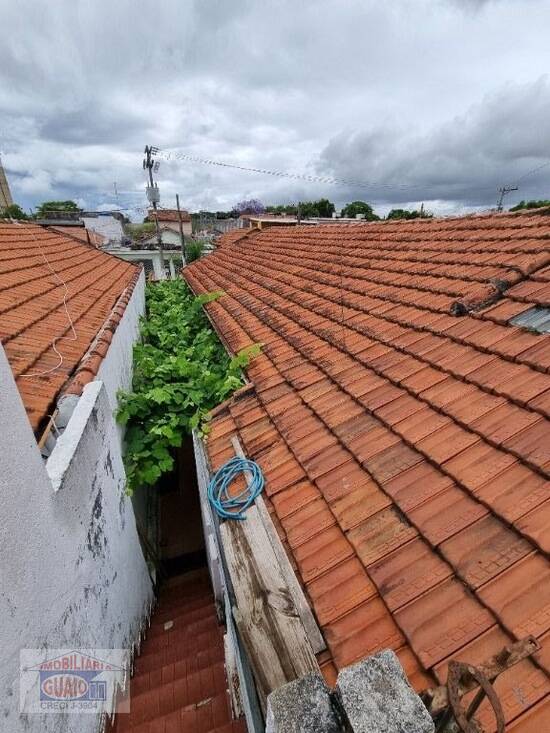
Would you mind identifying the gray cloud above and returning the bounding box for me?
[1,0,549,216]
[318,76,550,207]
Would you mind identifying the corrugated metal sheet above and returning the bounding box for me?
[511,306,550,333]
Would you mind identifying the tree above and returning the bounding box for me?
[1,203,28,220]
[265,204,297,215]
[301,198,335,218]
[510,199,550,212]
[341,201,379,220]
[34,200,80,218]
[386,208,432,220]
[232,199,265,216]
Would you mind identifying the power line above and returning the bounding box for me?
[158,148,550,203]
[157,149,427,192]
[515,160,550,184]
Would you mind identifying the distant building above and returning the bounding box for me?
[0,157,13,209]
[145,208,193,237]
[82,212,126,244]
[104,242,184,280]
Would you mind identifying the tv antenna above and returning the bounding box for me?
[143,145,164,272]
[496,186,518,212]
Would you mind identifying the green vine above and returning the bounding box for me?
[117,280,261,492]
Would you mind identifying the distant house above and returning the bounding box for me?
[104,241,184,280]
[82,211,126,244]
[145,207,193,236]
[137,225,184,249]
[0,222,152,733]
[102,225,185,279]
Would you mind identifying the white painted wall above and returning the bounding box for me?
[97,269,145,424]
[0,302,153,731]
[103,247,184,280]
[83,215,125,244]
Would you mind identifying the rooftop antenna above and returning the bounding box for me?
[496,186,518,212]
[143,145,165,274]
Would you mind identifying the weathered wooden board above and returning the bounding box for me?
[230,437,327,654]
[220,505,319,710]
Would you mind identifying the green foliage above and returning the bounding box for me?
[510,199,550,212]
[125,222,157,238]
[1,203,28,220]
[35,200,80,217]
[117,280,260,492]
[341,201,380,220]
[299,198,335,218]
[265,204,298,215]
[264,199,336,218]
[185,239,206,263]
[386,208,433,220]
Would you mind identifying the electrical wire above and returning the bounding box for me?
[12,220,79,379]
[157,147,550,201]
[158,149,426,191]
[207,456,264,520]
[515,160,550,184]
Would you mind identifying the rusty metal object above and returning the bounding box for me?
[446,661,505,733]
[424,636,541,719]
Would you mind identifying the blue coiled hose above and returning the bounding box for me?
[207,456,264,520]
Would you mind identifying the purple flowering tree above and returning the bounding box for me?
[232,199,266,216]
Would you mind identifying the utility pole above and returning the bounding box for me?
[176,193,186,267]
[143,145,165,275]
[497,186,518,213]
[297,202,302,224]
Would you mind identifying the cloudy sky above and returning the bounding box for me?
[1,0,550,217]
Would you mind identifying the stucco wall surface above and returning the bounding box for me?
[96,268,145,439]
[0,341,153,732]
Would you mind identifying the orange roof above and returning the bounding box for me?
[147,208,191,223]
[48,225,107,248]
[0,222,140,433]
[185,209,550,730]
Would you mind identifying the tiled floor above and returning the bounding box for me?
[186,210,550,731]
[111,569,246,733]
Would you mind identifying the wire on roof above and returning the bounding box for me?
[10,220,79,379]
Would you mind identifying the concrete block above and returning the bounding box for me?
[265,672,342,733]
[336,650,434,733]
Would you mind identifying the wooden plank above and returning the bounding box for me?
[220,506,319,711]
[192,430,225,614]
[224,631,243,719]
[231,437,327,654]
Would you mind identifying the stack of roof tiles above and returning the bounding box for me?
[48,224,107,248]
[147,209,191,223]
[0,221,139,433]
[112,569,245,733]
[185,209,550,731]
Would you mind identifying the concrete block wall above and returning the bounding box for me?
[266,650,435,733]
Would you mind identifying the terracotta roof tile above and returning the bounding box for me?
[0,222,139,432]
[189,209,550,729]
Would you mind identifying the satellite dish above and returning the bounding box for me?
[153,161,160,173]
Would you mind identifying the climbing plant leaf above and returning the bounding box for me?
[117,280,261,493]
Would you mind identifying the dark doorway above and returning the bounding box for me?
[158,435,207,577]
